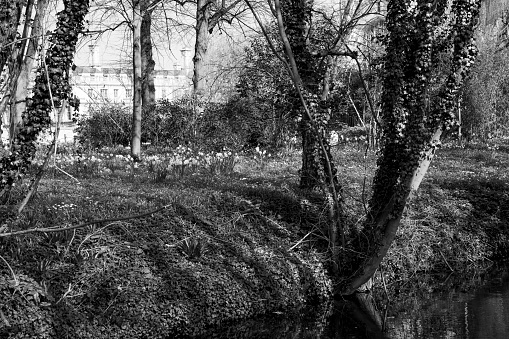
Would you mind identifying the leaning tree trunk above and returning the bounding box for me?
[340,0,481,295]
[131,0,143,161]
[0,0,89,200]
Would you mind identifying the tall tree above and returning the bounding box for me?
[0,0,90,200]
[192,0,243,97]
[250,0,481,292]
[279,0,328,189]
[131,0,143,160]
[141,3,156,109]
[341,0,481,294]
[10,0,50,142]
[273,0,381,189]
[85,0,160,160]
[0,0,23,140]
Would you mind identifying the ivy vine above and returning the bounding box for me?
[0,0,90,200]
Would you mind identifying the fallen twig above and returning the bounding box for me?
[288,229,313,251]
[53,164,80,183]
[0,204,171,238]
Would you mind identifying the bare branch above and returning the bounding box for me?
[345,43,381,128]
[209,0,243,30]
[244,0,294,82]
[85,20,130,34]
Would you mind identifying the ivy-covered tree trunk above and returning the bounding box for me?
[340,0,481,295]
[0,0,89,200]
[131,0,143,161]
[273,0,343,271]
[0,0,23,140]
[280,0,330,190]
[11,0,49,142]
[0,1,21,75]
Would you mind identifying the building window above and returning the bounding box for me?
[88,88,93,97]
[100,88,107,97]
[114,89,119,98]
[126,88,132,98]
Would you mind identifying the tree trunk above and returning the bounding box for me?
[131,1,142,160]
[0,1,21,73]
[280,0,327,190]
[340,0,481,295]
[299,118,320,188]
[274,0,343,271]
[141,3,155,109]
[0,0,23,142]
[193,0,211,97]
[0,0,89,199]
[341,130,441,295]
[11,0,48,142]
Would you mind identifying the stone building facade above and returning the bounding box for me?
[70,65,192,119]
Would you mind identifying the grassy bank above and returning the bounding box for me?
[1,140,508,337]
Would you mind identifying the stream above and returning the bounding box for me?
[193,269,509,338]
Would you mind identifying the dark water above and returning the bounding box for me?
[194,270,509,338]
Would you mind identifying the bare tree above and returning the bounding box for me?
[171,0,246,97]
[86,0,162,160]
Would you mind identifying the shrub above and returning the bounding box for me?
[75,98,248,151]
[75,104,131,148]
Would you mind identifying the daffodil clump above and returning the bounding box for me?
[253,146,272,169]
[29,144,239,180]
[145,145,238,181]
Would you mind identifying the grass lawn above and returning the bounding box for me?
[0,140,508,337]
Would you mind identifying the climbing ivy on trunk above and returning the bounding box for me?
[0,0,22,75]
[340,0,481,294]
[0,0,89,200]
[280,0,331,190]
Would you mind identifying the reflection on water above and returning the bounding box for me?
[193,270,509,338]
[386,270,509,339]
